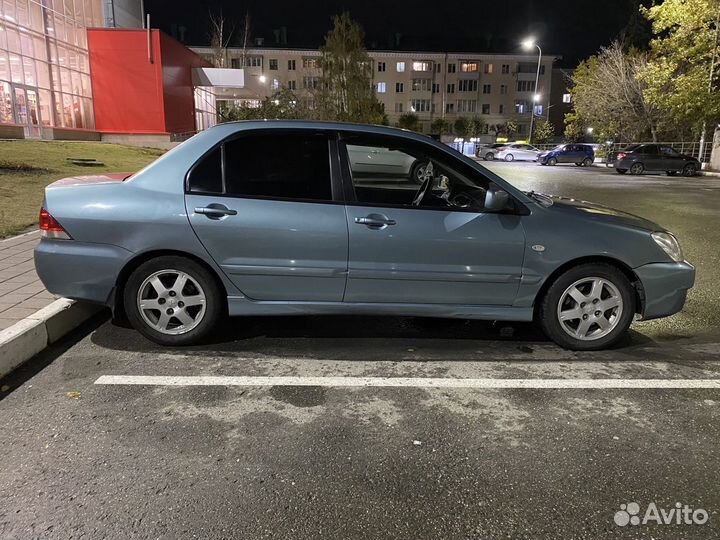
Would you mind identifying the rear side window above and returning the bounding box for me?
[187,132,332,202]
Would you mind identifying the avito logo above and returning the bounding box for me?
[614,502,709,526]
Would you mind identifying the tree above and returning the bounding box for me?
[454,117,469,139]
[317,13,385,124]
[639,0,720,143]
[533,119,555,144]
[430,118,451,135]
[494,120,518,139]
[568,41,661,141]
[221,88,310,122]
[398,112,421,131]
[563,112,585,142]
[208,10,233,68]
[467,116,487,138]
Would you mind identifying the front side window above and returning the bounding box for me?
[188,133,332,202]
[344,136,491,211]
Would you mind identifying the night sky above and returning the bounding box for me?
[145,0,647,66]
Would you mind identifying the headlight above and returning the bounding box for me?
[652,231,683,262]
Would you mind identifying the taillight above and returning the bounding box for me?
[39,208,71,239]
[617,152,626,160]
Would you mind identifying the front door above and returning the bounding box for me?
[341,135,526,305]
[186,131,348,302]
[13,86,41,138]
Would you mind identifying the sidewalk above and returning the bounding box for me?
[0,231,56,330]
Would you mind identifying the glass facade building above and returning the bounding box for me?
[0,0,102,137]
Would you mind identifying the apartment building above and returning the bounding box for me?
[192,46,559,136]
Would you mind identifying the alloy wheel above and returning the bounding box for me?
[630,163,644,175]
[136,269,207,335]
[556,277,624,341]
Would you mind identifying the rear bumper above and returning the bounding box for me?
[34,239,133,304]
[635,261,695,320]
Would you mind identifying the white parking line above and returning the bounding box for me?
[94,375,720,389]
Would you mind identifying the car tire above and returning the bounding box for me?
[410,160,429,184]
[616,168,627,174]
[537,263,636,351]
[124,256,224,346]
[485,152,494,161]
[583,157,593,167]
[682,163,697,177]
[629,162,644,175]
[547,157,557,166]
[504,154,514,162]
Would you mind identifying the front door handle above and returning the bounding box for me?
[354,214,396,229]
[195,204,237,219]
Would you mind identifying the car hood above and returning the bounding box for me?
[546,195,662,232]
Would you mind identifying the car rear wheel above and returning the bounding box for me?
[547,157,557,166]
[504,154,514,162]
[410,160,430,184]
[682,163,697,177]
[629,163,644,175]
[582,157,593,167]
[538,263,635,351]
[616,168,627,174]
[124,256,224,346]
[485,152,494,161]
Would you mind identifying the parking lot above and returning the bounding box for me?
[2,161,720,539]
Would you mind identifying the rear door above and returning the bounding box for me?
[186,130,349,302]
[639,144,662,170]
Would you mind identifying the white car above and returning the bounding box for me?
[494,143,541,162]
[347,144,425,183]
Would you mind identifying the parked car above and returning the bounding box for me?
[347,145,426,183]
[538,144,595,166]
[494,143,542,162]
[475,143,507,161]
[614,144,700,176]
[34,121,694,351]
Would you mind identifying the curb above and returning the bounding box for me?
[0,298,103,379]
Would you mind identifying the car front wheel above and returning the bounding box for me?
[537,263,635,350]
[504,154,514,162]
[682,163,697,177]
[485,152,494,161]
[547,157,557,166]
[124,256,224,345]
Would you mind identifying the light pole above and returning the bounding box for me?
[522,38,542,144]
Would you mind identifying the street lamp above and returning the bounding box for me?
[522,38,542,144]
[258,75,267,84]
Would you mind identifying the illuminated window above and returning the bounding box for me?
[412,61,431,72]
[459,61,478,72]
[396,62,405,73]
[377,82,386,93]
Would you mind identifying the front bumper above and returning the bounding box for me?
[34,238,133,305]
[634,261,695,320]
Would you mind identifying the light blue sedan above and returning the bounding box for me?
[34,121,695,350]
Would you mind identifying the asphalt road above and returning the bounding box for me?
[1,162,719,540]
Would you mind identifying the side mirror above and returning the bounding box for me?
[484,188,510,212]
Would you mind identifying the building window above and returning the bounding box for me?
[481,103,490,114]
[457,99,477,113]
[303,76,319,89]
[501,64,510,74]
[411,99,431,112]
[515,100,530,114]
[500,84,508,95]
[394,103,403,113]
[303,57,320,69]
[396,62,405,73]
[516,80,536,92]
[484,63,493,74]
[482,84,491,94]
[288,59,296,70]
[458,79,478,92]
[534,104,544,116]
[434,63,442,73]
[563,93,572,103]
[499,104,504,114]
[231,58,240,69]
[378,61,386,72]
[432,83,440,94]
[447,83,455,94]
[288,80,296,90]
[271,78,280,90]
[517,62,537,74]
[411,78,431,91]
[377,82,386,93]
[412,61,431,72]
[448,63,456,73]
[459,61,478,72]
[445,103,455,113]
[269,59,278,70]
[246,56,262,67]
[396,82,404,93]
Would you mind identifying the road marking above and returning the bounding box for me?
[94,375,720,389]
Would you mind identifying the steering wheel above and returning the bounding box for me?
[411,161,434,207]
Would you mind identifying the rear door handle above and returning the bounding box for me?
[354,214,396,228]
[194,204,237,218]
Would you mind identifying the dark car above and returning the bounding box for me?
[614,144,700,176]
[538,144,595,166]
